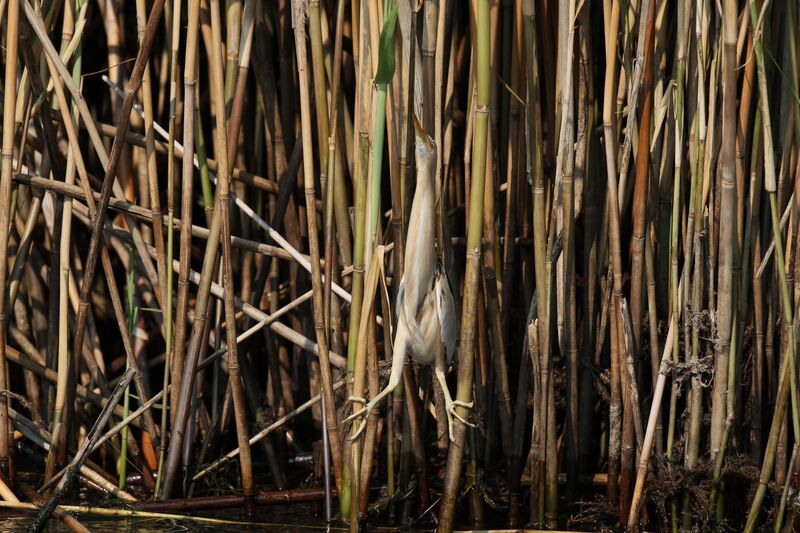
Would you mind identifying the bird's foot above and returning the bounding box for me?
[344,398,376,440]
[445,400,475,442]
[347,395,367,407]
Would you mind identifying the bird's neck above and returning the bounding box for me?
[414,160,435,196]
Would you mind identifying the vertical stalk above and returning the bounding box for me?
[628,0,655,354]
[165,0,199,465]
[155,0,182,497]
[554,0,578,494]
[120,249,136,489]
[69,0,166,418]
[135,0,168,309]
[601,0,622,507]
[709,0,737,463]
[523,0,548,521]
[208,0,254,508]
[291,0,344,500]
[744,0,800,528]
[438,0,490,530]
[0,0,21,479]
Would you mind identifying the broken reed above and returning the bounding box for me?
[0,0,799,532]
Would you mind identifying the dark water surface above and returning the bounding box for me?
[0,504,342,532]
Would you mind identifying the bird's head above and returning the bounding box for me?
[413,114,436,173]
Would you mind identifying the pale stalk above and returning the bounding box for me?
[0,0,21,478]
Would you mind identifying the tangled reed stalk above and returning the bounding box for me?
[0,0,799,531]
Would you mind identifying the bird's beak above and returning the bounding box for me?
[412,114,434,147]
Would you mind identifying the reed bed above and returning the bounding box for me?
[0,0,799,532]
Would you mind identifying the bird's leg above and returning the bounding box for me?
[434,360,474,442]
[344,381,400,440]
[345,321,409,439]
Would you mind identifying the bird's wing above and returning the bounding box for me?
[396,279,426,357]
[435,270,458,363]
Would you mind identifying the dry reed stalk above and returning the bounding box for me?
[291,0,345,502]
[600,0,622,508]
[170,0,202,437]
[628,0,655,356]
[0,0,21,480]
[28,367,135,533]
[709,0,737,464]
[155,0,183,498]
[620,1,654,521]
[347,245,385,526]
[521,0,547,524]
[4,0,800,530]
[438,0,490,530]
[207,0,254,508]
[17,20,71,485]
[18,483,89,533]
[34,19,162,476]
[134,0,168,324]
[554,0,578,494]
[68,0,166,387]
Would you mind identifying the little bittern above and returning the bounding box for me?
[346,120,471,442]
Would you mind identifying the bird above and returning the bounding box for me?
[346,117,472,442]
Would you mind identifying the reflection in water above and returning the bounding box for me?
[0,504,336,532]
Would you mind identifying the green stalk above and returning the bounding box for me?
[349,6,399,525]
[712,113,764,509]
[155,0,182,497]
[368,86,388,254]
[195,106,214,212]
[154,202,174,496]
[119,248,137,489]
[686,61,707,475]
[744,0,799,527]
[523,0,547,520]
[348,136,371,374]
[367,2,398,257]
[666,0,685,462]
[744,195,797,532]
[346,0,374,375]
[438,0,490,530]
[773,445,799,532]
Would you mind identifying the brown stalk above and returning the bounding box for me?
[28,367,135,533]
[33,19,161,476]
[628,0,655,355]
[621,0,655,523]
[67,0,166,393]
[170,0,202,433]
[291,0,344,498]
[208,0,254,508]
[134,0,168,319]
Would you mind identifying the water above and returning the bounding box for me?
[0,504,341,532]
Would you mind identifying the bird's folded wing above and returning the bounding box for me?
[435,272,458,362]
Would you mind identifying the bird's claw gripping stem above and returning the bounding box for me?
[347,395,367,407]
[344,397,374,440]
[446,400,475,442]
